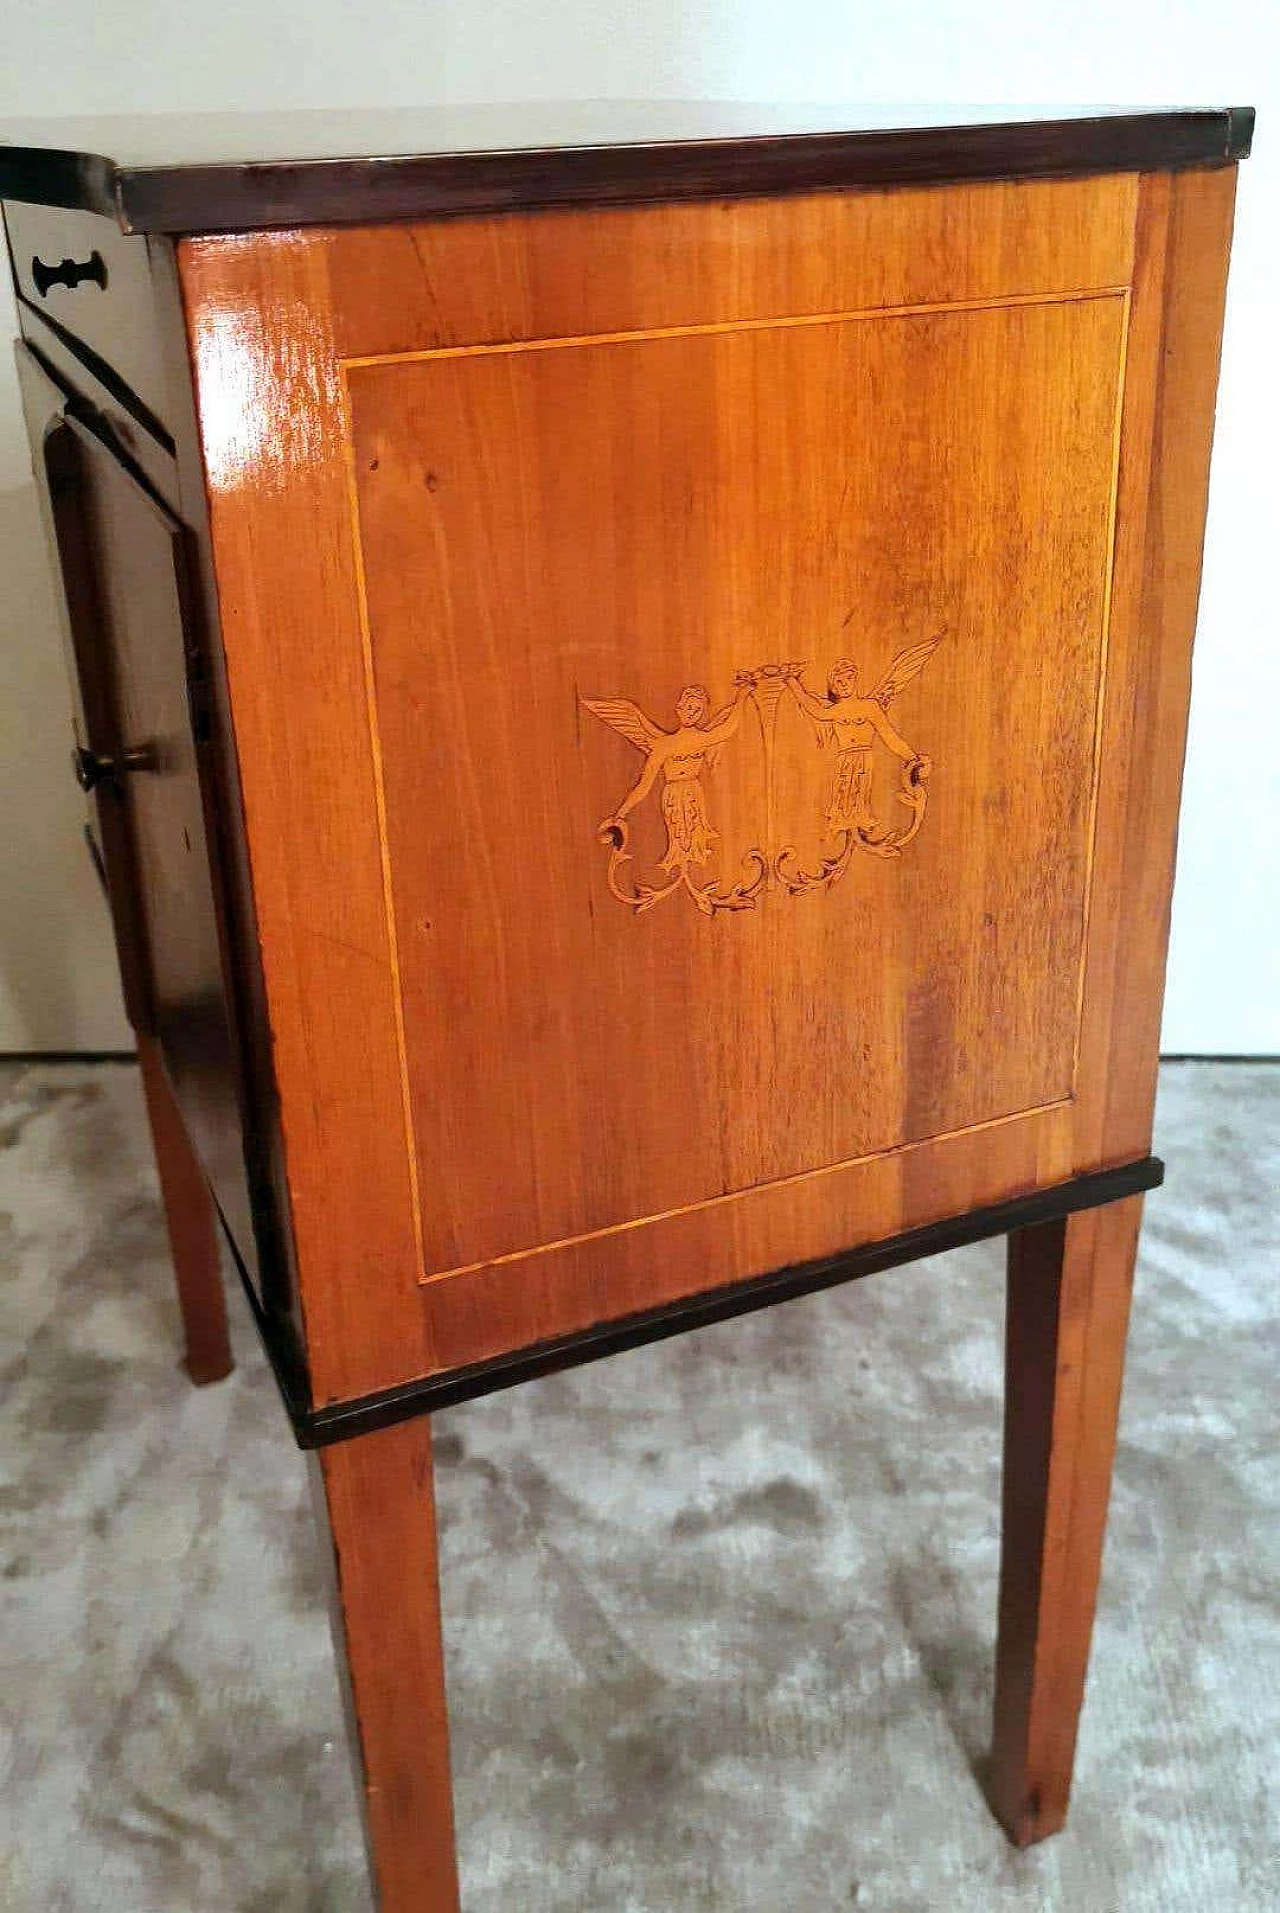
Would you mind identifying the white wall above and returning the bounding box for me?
[2,0,1276,1052]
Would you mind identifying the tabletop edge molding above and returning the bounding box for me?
[0,109,1255,235]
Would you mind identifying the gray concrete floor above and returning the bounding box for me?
[1,1059,1277,1911]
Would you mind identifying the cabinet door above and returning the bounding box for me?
[17,343,251,1266]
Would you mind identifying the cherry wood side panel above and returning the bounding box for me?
[322,173,1137,361]
[346,294,1125,1282]
[178,172,1234,1404]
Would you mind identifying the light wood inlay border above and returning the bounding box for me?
[417,1097,1073,1282]
[338,378,431,1288]
[1073,288,1134,1085]
[340,285,1130,371]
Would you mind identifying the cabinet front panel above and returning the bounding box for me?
[347,293,1125,1282]
[14,361,255,1274]
[4,201,175,439]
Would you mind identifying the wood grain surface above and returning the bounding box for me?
[990,1196,1144,1844]
[0,103,1251,234]
[346,293,1124,1281]
[178,169,1236,1405]
[313,1420,459,1913]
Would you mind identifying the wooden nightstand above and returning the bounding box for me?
[2,103,1252,1908]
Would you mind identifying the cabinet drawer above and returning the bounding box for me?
[4,200,174,440]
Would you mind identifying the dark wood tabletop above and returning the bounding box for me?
[0,102,1254,235]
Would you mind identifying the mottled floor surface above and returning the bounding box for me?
[1,1061,1277,1912]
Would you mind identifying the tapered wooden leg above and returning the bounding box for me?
[313,1418,460,1913]
[990,1196,1143,1847]
[136,1033,233,1385]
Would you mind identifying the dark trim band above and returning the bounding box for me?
[2,110,1254,236]
[117,114,1254,235]
[224,1154,1165,1449]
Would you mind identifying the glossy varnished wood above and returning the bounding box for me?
[3,109,1248,1908]
[347,288,1123,1283]
[313,1419,459,1913]
[177,168,1235,1408]
[0,103,1252,234]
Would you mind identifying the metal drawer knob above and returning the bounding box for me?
[72,744,154,792]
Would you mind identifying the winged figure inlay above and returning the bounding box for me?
[582,633,945,914]
[579,678,766,915]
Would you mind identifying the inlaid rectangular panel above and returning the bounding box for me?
[178,169,1235,1399]
[345,290,1127,1284]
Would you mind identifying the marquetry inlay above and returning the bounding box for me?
[582,635,943,913]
